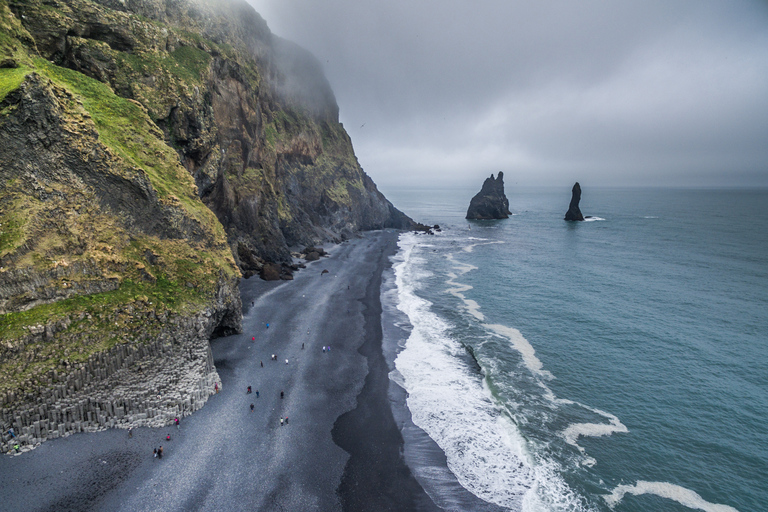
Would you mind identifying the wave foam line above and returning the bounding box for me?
[484,324,553,380]
[393,236,536,508]
[604,481,739,512]
[463,240,506,253]
[561,408,628,467]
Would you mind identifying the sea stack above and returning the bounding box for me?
[466,172,512,219]
[564,182,586,221]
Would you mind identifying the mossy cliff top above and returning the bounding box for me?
[4,0,414,272]
[0,0,411,418]
[0,33,240,401]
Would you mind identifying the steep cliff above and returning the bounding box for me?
[0,0,410,452]
[4,0,411,273]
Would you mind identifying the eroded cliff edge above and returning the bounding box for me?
[0,0,412,453]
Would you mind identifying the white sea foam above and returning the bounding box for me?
[485,324,553,380]
[393,233,598,511]
[604,481,739,512]
[583,216,606,222]
[463,240,506,253]
[561,406,628,467]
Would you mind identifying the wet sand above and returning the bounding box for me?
[0,231,439,511]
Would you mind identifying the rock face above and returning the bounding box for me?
[466,172,512,220]
[0,0,413,452]
[564,182,586,221]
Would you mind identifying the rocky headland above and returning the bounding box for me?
[466,172,512,220]
[564,182,586,221]
[0,0,413,453]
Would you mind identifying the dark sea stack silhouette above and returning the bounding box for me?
[564,182,586,221]
[466,172,512,219]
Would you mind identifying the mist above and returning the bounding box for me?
[247,0,768,188]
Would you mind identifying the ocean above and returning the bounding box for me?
[378,186,768,512]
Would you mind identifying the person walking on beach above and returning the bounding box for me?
[261,361,264,367]
[175,417,180,429]
[285,359,289,365]
[158,446,163,459]
[8,428,15,439]
[285,417,289,425]
[153,448,157,459]
[247,386,252,394]
[256,390,259,398]
[215,383,219,393]
[280,391,284,399]
[250,403,254,412]
[128,427,133,438]
[302,343,305,349]
[280,417,284,426]
[13,444,20,453]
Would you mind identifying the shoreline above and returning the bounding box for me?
[380,236,507,512]
[0,231,451,511]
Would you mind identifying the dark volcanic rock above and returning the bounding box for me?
[260,263,281,281]
[466,172,512,220]
[564,182,586,221]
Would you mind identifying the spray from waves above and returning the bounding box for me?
[583,217,606,222]
[394,233,596,512]
[604,481,739,512]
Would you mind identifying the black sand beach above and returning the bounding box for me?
[0,231,439,511]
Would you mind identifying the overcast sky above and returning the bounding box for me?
[247,0,768,188]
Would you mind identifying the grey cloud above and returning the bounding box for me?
[248,0,768,187]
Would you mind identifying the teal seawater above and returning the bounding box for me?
[382,186,767,512]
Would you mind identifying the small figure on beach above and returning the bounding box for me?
[280,391,284,399]
[280,417,284,426]
[8,428,15,439]
[153,448,157,459]
[215,383,219,393]
[285,359,289,365]
[13,444,20,453]
[250,403,254,412]
[128,427,133,438]
[266,323,270,329]
[261,361,264,367]
[158,446,163,459]
[302,343,305,349]
[252,336,255,341]
[166,434,171,441]
[175,417,179,429]
[256,390,259,398]
[271,354,276,361]
[247,386,252,394]
[285,417,289,425]
[322,346,326,353]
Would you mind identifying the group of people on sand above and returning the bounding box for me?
[125,417,180,461]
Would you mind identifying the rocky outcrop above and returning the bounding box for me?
[564,182,586,221]
[466,172,512,220]
[4,0,414,271]
[0,0,417,453]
